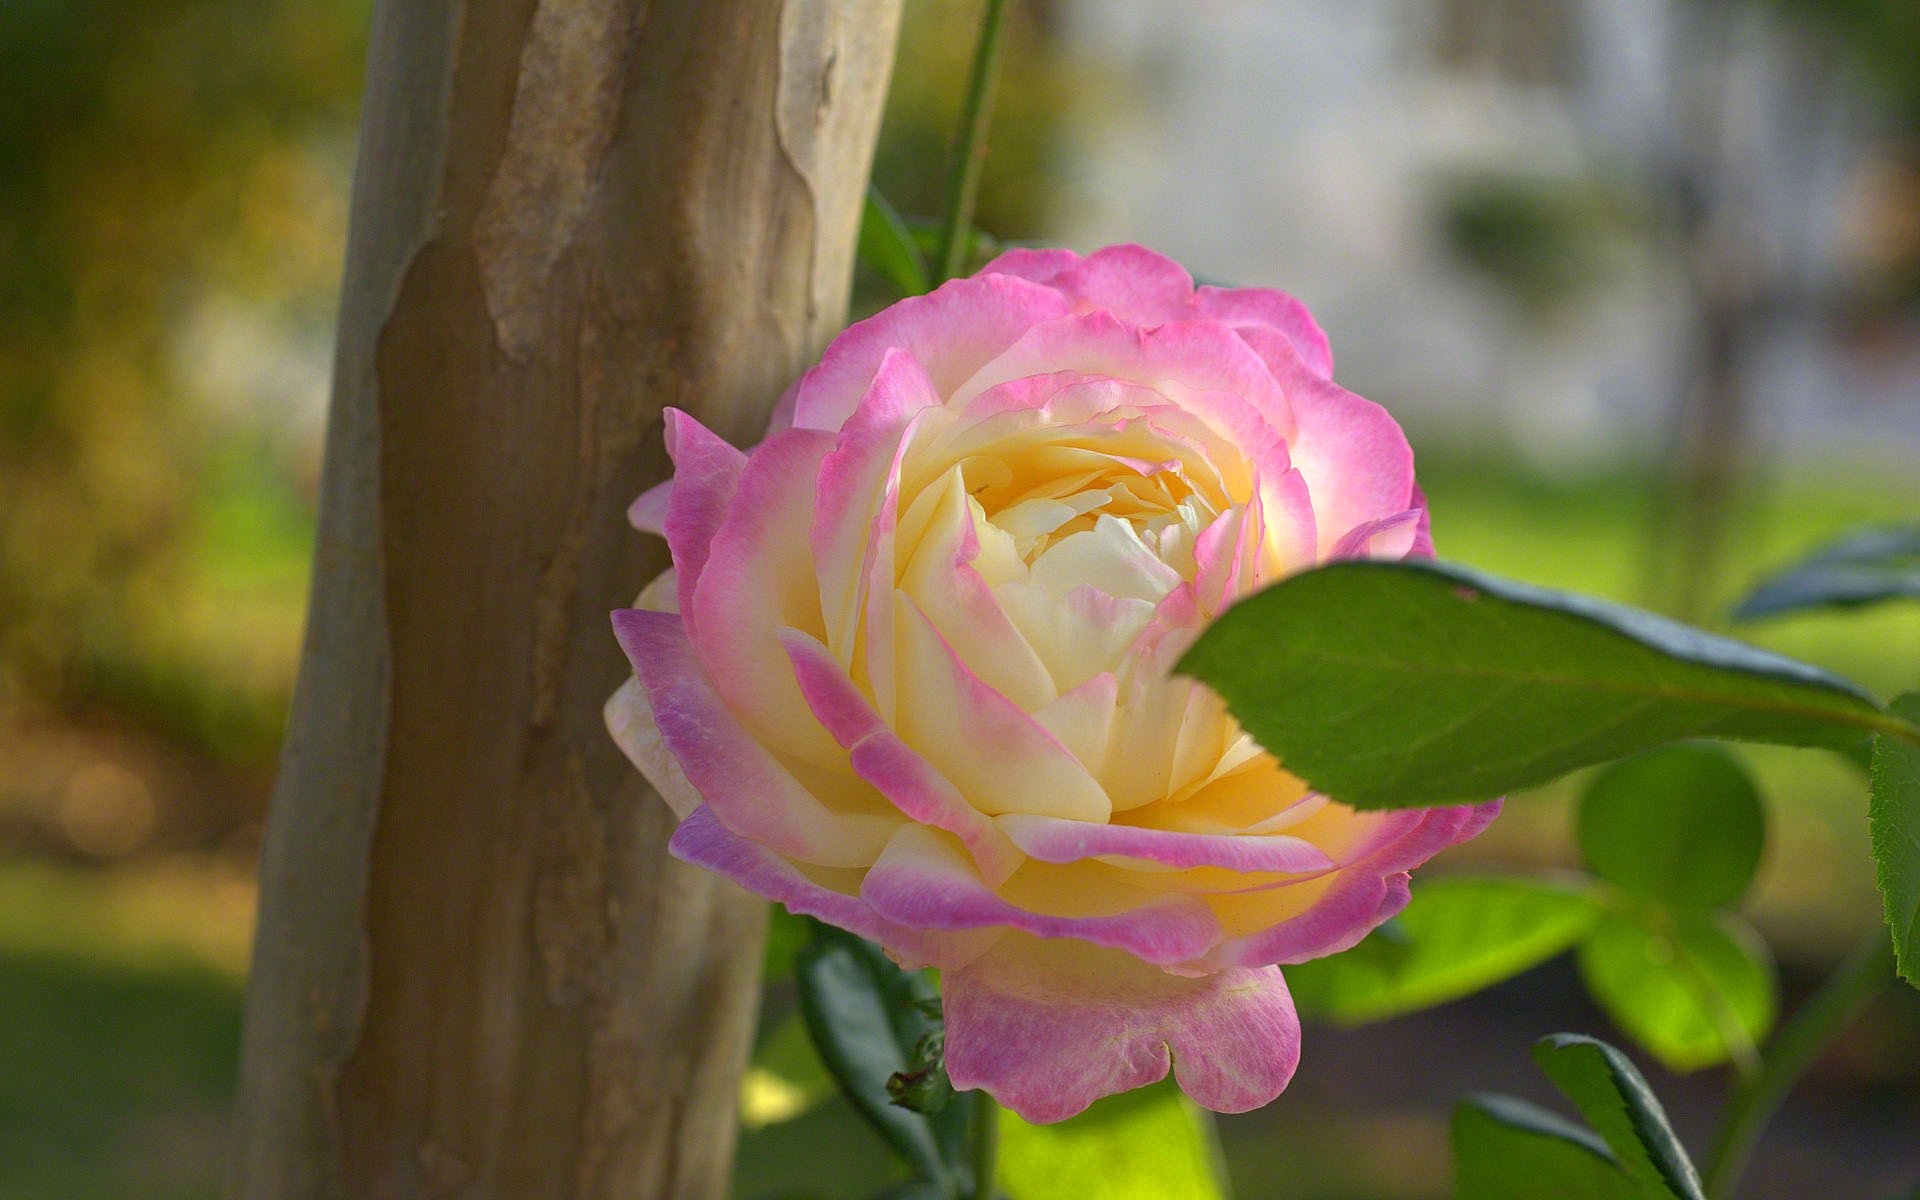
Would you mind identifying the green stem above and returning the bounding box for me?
[1701,929,1893,1199]
[934,0,1011,283]
[969,1092,1000,1200]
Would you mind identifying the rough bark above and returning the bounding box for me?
[229,3,901,1197]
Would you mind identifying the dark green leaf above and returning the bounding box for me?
[859,186,932,298]
[795,924,967,1191]
[1532,1034,1705,1200]
[1733,525,1920,621]
[1577,745,1765,911]
[1577,911,1776,1073]
[1288,875,1599,1023]
[1177,559,1913,809]
[997,1083,1228,1200]
[1452,1093,1639,1200]
[1872,693,1920,988]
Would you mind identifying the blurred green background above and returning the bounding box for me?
[2,1,1916,1197]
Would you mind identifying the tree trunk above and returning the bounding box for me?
[229,4,901,1198]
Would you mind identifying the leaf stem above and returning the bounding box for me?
[934,0,1011,283]
[969,1091,1000,1200]
[1701,928,1893,1199]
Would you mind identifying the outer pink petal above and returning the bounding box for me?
[1199,291,1334,379]
[943,933,1300,1123]
[813,348,945,658]
[779,627,1025,885]
[981,244,1196,324]
[1263,353,1416,560]
[604,677,701,818]
[1408,483,1435,558]
[789,273,1073,431]
[687,426,844,766]
[654,409,749,626]
[1329,507,1422,561]
[667,805,990,971]
[627,480,672,534]
[860,824,1222,966]
[980,244,1334,380]
[613,608,894,868]
[1204,800,1503,968]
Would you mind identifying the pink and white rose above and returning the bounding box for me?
[608,244,1498,1123]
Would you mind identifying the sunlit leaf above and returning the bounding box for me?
[997,1083,1228,1200]
[1577,745,1765,912]
[1178,560,1913,810]
[1576,911,1776,1073]
[1872,693,1920,988]
[1532,1034,1705,1200]
[1733,525,1920,622]
[1452,1093,1638,1200]
[740,1010,834,1129]
[1288,875,1599,1023]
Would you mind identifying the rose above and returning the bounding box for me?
[608,244,1499,1123]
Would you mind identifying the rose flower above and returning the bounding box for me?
[608,244,1499,1123]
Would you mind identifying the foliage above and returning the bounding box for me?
[1179,558,1914,809]
[1872,694,1920,985]
[1733,526,1920,622]
[794,923,975,1196]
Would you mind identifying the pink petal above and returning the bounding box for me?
[612,608,895,867]
[1199,288,1334,379]
[668,805,990,971]
[779,627,1025,885]
[1203,800,1503,967]
[943,933,1301,1123]
[980,244,1334,380]
[1273,366,1416,560]
[813,348,946,659]
[789,273,1073,432]
[955,311,1293,444]
[655,409,749,626]
[994,813,1334,875]
[687,426,845,766]
[893,597,1111,822]
[627,480,672,534]
[859,825,1223,966]
[981,244,1196,323]
[604,677,701,818]
[1329,507,1423,561]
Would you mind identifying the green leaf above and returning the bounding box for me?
[1872,693,1920,987]
[1576,910,1777,1073]
[859,186,932,298]
[795,924,968,1190]
[763,904,812,983]
[997,1083,1228,1200]
[1733,525,1920,621]
[1532,1034,1705,1200]
[1176,559,1913,810]
[1452,1093,1639,1200]
[1287,875,1600,1023]
[1577,745,1765,911]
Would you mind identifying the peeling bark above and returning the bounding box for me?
[229,4,902,1198]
